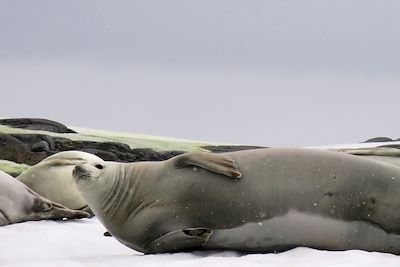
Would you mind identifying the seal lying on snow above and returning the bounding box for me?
[17,151,104,214]
[0,170,89,226]
[73,148,400,254]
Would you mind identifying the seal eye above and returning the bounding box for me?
[95,164,104,170]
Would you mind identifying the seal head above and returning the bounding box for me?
[0,170,89,226]
[17,151,105,213]
[73,163,103,181]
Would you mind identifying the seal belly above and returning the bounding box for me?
[205,210,400,254]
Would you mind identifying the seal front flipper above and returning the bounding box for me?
[334,147,400,157]
[172,152,242,179]
[146,227,213,253]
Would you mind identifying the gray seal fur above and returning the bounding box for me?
[73,148,400,254]
[0,170,89,226]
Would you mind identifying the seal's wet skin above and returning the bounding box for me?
[0,170,89,226]
[73,148,400,254]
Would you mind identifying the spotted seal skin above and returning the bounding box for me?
[0,170,89,226]
[17,151,104,214]
[72,148,400,254]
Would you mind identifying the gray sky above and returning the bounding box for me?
[1,1,399,147]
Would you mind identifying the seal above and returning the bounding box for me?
[17,151,104,213]
[72,148,400,254]
[334,147,400,168]
[0,170,89,226]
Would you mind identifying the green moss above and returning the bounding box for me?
[73,127,211,152]
[0,125,224,152]
[0,160,30,177]
[0,124,238,176]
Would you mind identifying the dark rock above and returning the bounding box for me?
[0,133,185,165]
[362,137,394,143]
[53,139,184,162]
[131,148,183,161]
[6,171,23,178]
[0,134,53,165]
[202,145,265,153]
[81,148,124,162]
[0,132,264,167]
[0,118,76,133]
[31,140,51,152]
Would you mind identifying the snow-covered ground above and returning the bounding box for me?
[1,218,399,267]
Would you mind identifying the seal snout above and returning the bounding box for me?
[73,164,92,180]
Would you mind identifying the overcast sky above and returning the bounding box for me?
[1,1,399,147]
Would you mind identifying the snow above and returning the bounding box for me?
[1,218,399,267]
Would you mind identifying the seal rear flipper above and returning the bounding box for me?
[172,152,242,179]
[26,187,89,219]
[32,197,90,221]
[146,227,213,253]
[78,206,95,217]
[0,211,10,226]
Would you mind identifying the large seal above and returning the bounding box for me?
[73,148,400,254]
[17,151,104,213]
[0,170,88,226]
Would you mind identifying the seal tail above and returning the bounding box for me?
[28,188,90,221]
[32,197,90,220]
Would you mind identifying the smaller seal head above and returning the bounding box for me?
[16,151,105,211]
[73,163,103,182]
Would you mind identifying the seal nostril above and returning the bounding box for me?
[73,165,86,176]
[95,164,104,170]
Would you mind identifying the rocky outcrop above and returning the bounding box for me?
[2,139,265,169]
[55,138,184,162]
[203,145,265,153]
[0,133,184,166]
[0,132,265,167]
[0,118,266,175]
[0,134,53,165]
[363,137,395,143]
[0,118,76,133]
